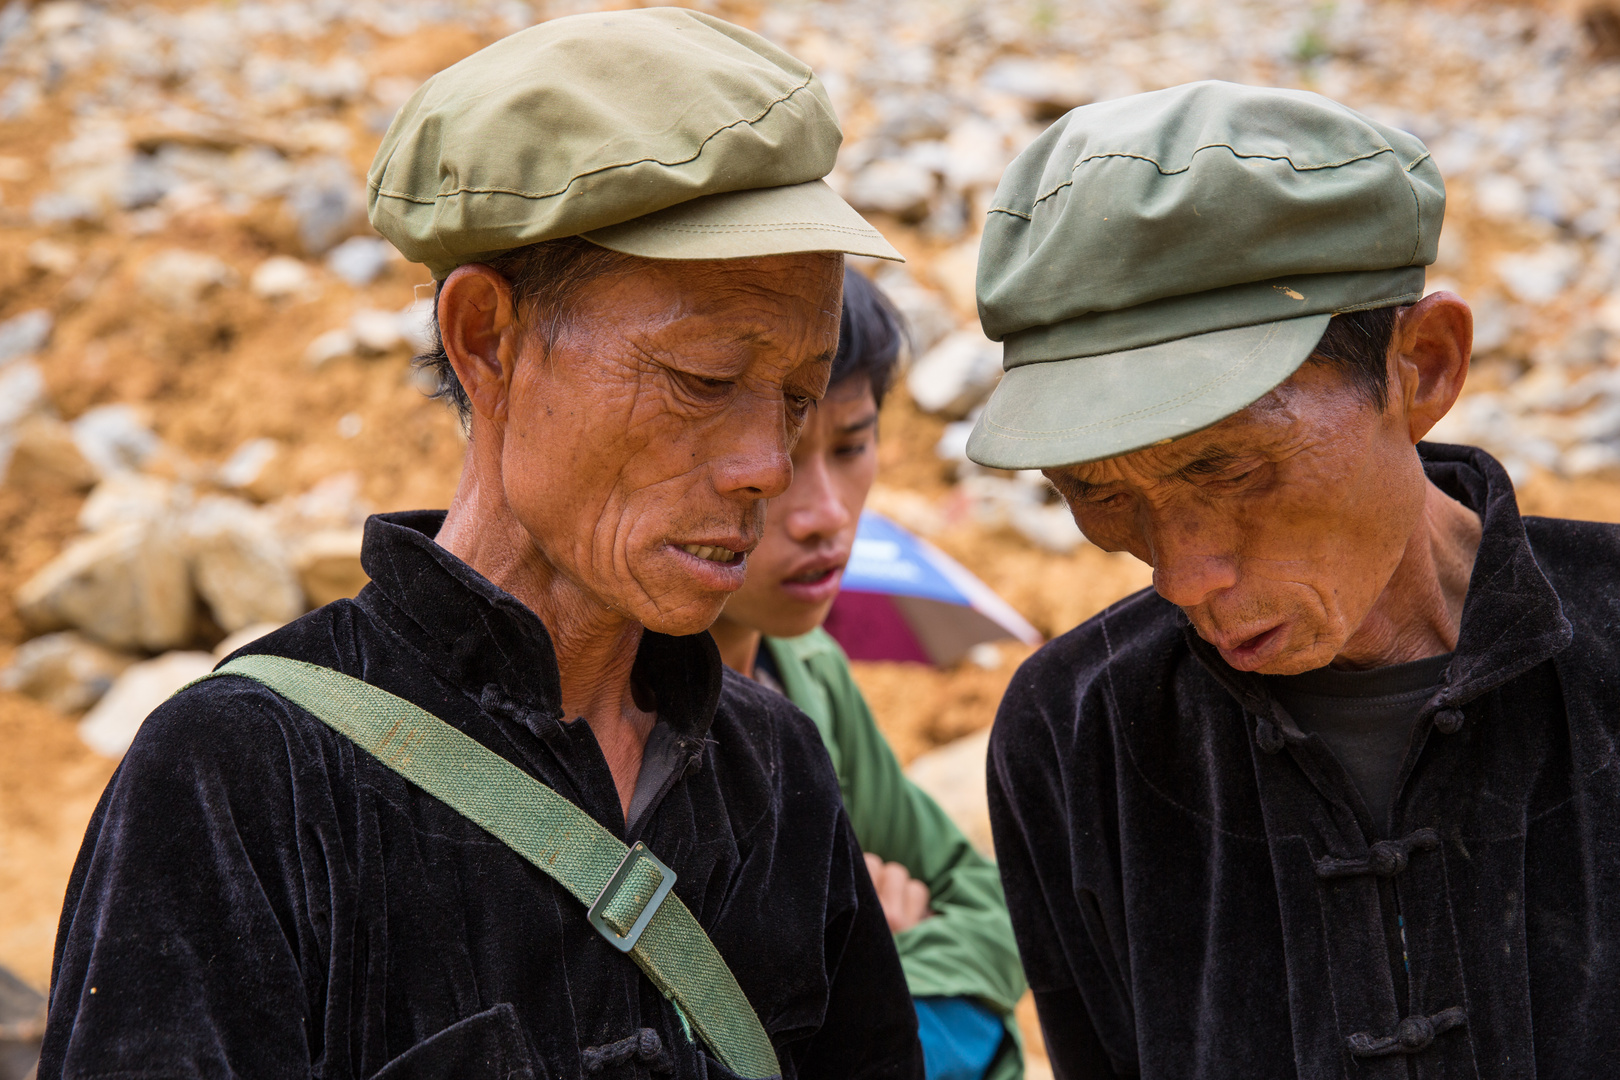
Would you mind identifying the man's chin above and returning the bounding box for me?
[1249,651,1331,676]
[636,596,731,638]
[1246,635,1341,676]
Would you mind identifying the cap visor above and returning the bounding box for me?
[966,314,1331,470]
[582,179,903,261]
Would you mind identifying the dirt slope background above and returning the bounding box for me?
[2,2,1619,1068]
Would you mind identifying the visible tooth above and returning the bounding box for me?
[679,544,738,564]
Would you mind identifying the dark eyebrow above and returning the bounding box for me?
[837,413,877,436]
[1170,449,1245,482]
[1049,473,1109,501]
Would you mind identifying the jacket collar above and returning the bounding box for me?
[1186,442,1573,716]
[354,510,724,741]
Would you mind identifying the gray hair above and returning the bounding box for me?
[414,237,638,427]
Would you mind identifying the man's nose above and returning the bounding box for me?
[1146,514,1238,609]
[784,456,850,542]
[711,396,794,501]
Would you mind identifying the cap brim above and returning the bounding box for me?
[582,179,903,262]
[965,314,1331,470]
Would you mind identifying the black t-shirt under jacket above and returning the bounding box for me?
[41,511,924,1080]
[988,443,1620,1079]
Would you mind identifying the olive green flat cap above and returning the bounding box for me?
[966,80,1444,471]
[367,7,901,278]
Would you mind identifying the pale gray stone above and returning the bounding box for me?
[907,330,1003,418]
[16,519,195,651]
[844,158,936,222]
[325,236,392,287]
[1,630,137,713]
[289,526,367,608]
[0,309,51,364]
[215,437,281,491]
[249,255,315,300]
[79,650,216,758]
[185,495,305,633]
[78,472,179,532]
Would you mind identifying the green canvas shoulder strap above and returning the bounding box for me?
[195,654,781,1080]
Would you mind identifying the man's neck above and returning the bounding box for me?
[709,614,762,678]
[1333,478,1483,670]
[436,457,654,815]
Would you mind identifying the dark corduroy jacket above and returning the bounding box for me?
[988,443,1620,1079]
[41,511,924,1080]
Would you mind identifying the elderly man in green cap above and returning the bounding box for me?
[979,82,1620,1078]
[41,10,925,1080]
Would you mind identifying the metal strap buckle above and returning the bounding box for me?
[587,841,677,953]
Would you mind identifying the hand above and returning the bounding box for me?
[863,852,934,934]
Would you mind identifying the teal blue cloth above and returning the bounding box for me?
[914,997,1006,1080]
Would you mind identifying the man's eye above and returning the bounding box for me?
[786,394,815,420]
[1208,468,1259,490]
[676,372,734,402]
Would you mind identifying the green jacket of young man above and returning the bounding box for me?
[764,628,1028,1080]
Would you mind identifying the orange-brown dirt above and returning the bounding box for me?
[3,12,1620,1078]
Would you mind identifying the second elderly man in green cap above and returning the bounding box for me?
[978,81,1620,1078]
[41,10,927,1079]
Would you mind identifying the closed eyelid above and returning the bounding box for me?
[1055,477,1117,502]
[1172,453,1244,479]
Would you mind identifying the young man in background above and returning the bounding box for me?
[711,270,1028,1080]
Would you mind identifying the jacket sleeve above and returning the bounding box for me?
[792,808,928,1080]
[796,637,1027,1059]
[985,658,1130,1080]
[39,682,317,1078]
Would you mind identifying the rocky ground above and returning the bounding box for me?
[1,0,1619,1067]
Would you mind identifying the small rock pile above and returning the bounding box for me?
[0,385,371,755]
[3,0,1620,733]
[790,0,1620,489]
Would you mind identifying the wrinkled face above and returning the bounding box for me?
[721,376,880,639]
[1046,362,1428,675]
[502,253,843,636]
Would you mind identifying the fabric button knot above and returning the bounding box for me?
[1254,717,1286,754]
[1368,843,1408,876]
[1434,707,1464,733]
[1315,827,1440,879]
[1396,1015,1434,1049]
[1347,1006,1466,1057]
[582,1027,673,1074]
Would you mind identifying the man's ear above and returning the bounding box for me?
[1390,291,1472,444]
[439,264,523,425]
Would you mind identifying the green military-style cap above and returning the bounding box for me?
[966,81,1444,471]
[367,7,902,279]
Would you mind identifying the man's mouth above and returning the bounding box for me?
[776,554,846,604]
[1217,623,1286,671]
[680,543,744,566]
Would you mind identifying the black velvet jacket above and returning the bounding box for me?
[987,444,1620,1079]
[42,511,923,1080]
